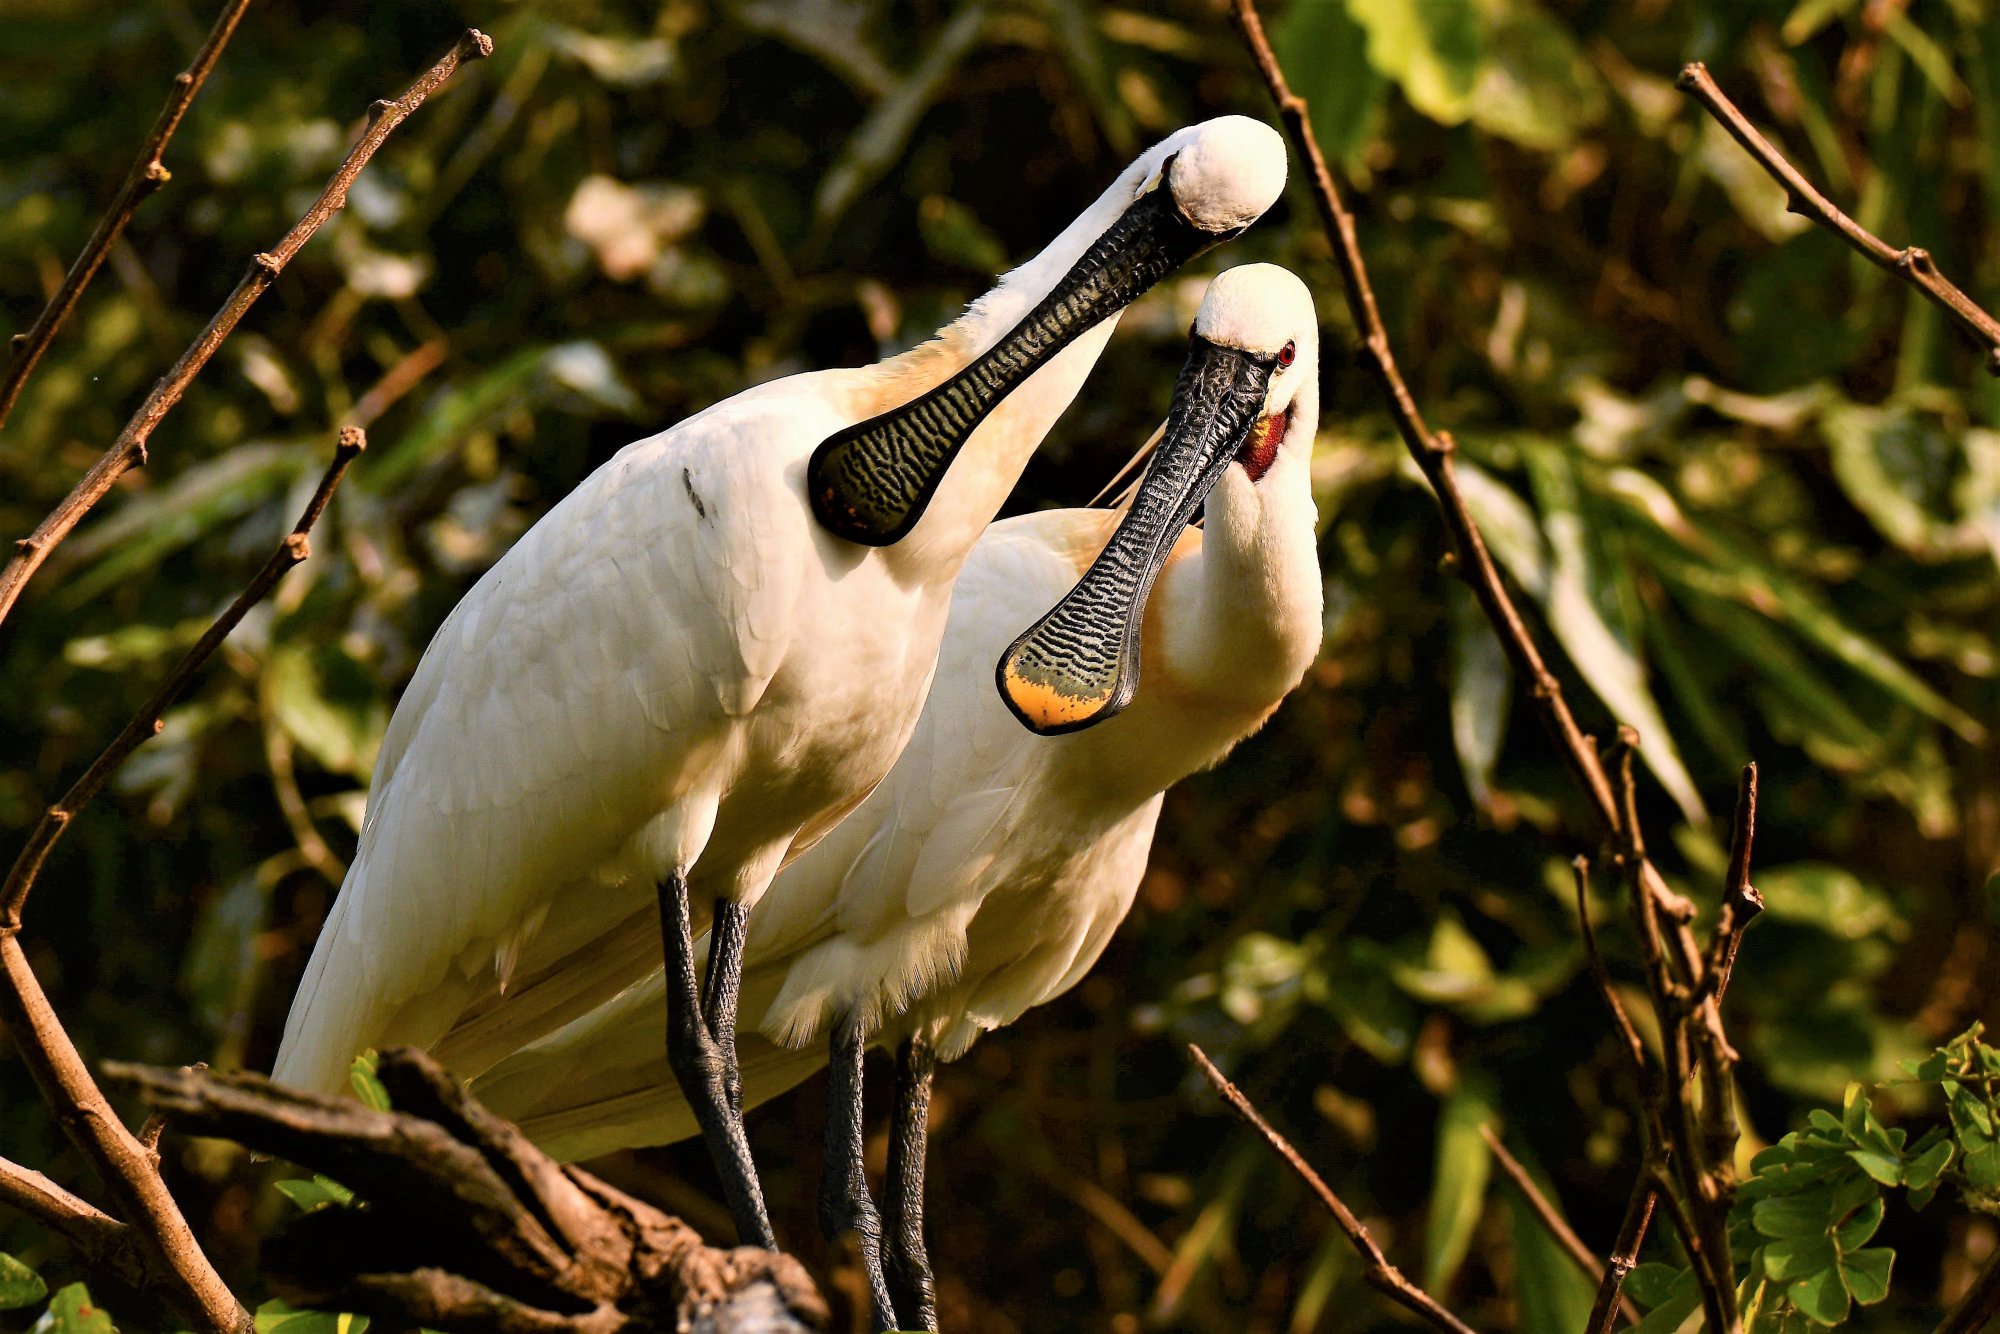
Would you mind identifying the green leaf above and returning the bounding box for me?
[1272,0,1387,164]
[1758,866,1904,942]
[1631,1268,1703,1334]
[1754,1189,1835,1239]
[1423,1079,1495,1293]
[1834,1196,1884,1249]
[265,644,389,779]
[1763,1233,1837,1283]
[1447,583,1511,809]
[1468,0,1606,151]
[37,1283,115,1334]
[274,1174,354,1212]
[916,197,1008,275]
[1847,1148,1903,1185]
[1500,1148,1595,1333]
[1905,1137,1953,1191]
[1786,1264,1851,1325]
[0,1254,47,1311]
[350,1052,391,1112]
[255,1300,372,1334]
[1345,0,1482,124]
[1839,1247,1894,1305]
[1623,1263,1686,1309]
[1781,0,1863,45]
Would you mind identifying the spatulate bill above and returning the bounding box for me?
[996,340,1274,734]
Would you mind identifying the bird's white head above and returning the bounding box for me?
[806,117,1288,548]
[997,264,1321,735]
[1142,116,1289,235]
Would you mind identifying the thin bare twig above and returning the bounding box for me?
[0,29,492,636]
[0,0,256,429]
[1706,763,1765,1001]
[1574,855,1647,1074]
[1677,62,2000,377]
[1586,1173,1660,1334]
[1937,1246,2000,1334]
[3,427,366,927]
[1187,1045,1481,1334]
[1477,1125,1638,1326]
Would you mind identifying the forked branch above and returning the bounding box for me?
[0,0,256,430]
[1228,6,1761,1330]
[1677,63,2000,377]
[0,28,492,636]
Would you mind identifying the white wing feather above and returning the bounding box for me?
[274,400,818,1096]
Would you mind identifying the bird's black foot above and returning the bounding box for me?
[820,1017,898,1332]
[658,874,776,1249]
[884,1034,938,1331]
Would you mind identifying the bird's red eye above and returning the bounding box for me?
[1277,340,1296,368]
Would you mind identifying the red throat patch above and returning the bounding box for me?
[1239,408,1287,482]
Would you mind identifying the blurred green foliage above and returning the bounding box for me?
[3,0,2000,1330]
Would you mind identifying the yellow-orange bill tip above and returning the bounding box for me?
[1001,663,1113,735]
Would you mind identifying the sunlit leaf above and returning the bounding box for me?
[1448,583,1511,809]
[34,1283,114,1334]
[1469,0,1606,150]
[1345,0,1482,123]
[0,1255,46,1311]
[1423,1079,1494,1293]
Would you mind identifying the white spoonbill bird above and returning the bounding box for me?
[474,265,1325,1331]
[273,119,1287,1249]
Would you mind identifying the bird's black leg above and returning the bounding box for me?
[657,874,776,1249]
[883,1034,938,1331]
[820,1017,898,1332]
[704,897,751,1115]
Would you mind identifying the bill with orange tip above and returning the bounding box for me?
[997,272,1304,735]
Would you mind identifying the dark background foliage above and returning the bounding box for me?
[3,0,1998,1329]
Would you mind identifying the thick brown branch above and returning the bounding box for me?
[0,29,491,635]
[1188,1045,1480,1334]
[105,1053,827,1334]
[0,0,256,429]
[1477,1125,1637,1325]
[2,427,366,927]
[1678,62,2000,377]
